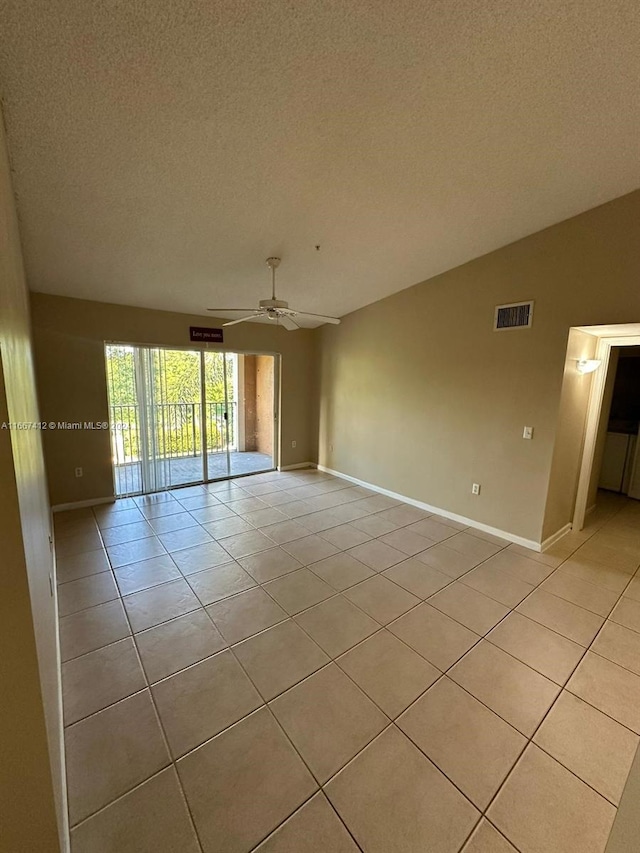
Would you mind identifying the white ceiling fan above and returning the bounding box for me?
[207,257,341,331]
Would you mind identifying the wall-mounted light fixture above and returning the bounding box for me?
[576,359,602,375]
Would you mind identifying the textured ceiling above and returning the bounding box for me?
[0,1,639,326]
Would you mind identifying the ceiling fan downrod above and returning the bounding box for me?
[266,257,280,300]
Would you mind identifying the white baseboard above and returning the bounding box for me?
[278,462,317,471]
[540,522,573,552]
[317,465,542,551]
[52,496,115,513]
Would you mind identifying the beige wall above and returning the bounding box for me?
[30,294,317,506]
[318,190,640,544]
[541,329,598,541]
[0,119,65,850]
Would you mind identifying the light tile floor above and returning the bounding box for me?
[55,472,640,852]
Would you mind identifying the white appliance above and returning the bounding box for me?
[599,431,637,494]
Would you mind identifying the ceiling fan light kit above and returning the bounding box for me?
[207,256,341,331]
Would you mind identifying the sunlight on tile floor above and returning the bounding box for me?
[54,470,640,852]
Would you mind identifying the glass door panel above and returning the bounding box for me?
[141,347,204,490]
[107,344,205,495]
[108,344,277,496]
[106,344,142,496]
[203,350,233,480]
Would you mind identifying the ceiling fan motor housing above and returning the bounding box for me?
[259,298,289,310]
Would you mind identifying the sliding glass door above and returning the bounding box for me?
[105,344,277,496]
[139,347,204,491]
[202,350,234,481]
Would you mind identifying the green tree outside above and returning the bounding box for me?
[106,346,236,461]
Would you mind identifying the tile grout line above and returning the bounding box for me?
[64,490,485,843]
[58,483,639,851]
[454,562,635,847]
[71,505,208,852]
[202,526,528,845]
[59,481,477,593]
[62,501,640,703]
[119,585,207,853]
[384,501,639,847]
[456,499,639,851]
[62,526,640,742]
[61,496,460,654]
[149,477,373,851]
[60,502,640,690]
[192,591,369,852]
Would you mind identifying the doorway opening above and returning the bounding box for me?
[572,324,640,530]
[105,344,278,496]
[595,347,640,499]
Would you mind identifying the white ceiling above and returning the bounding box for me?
[1,1,639,326]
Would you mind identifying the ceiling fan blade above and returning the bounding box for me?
[278,314,299,331]
[289,310,341,325]
[207,308,257,313]
[222,313,262,327]
[207,259,339,328]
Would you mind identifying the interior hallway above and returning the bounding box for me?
[55,469,640,852]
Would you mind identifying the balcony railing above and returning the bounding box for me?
[110,401,237,465]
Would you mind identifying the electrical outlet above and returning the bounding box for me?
[291,440,297,448]
[472,483,481,495]
[75,467,83,478]
[523,426,534,440]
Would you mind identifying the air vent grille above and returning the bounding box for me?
[494,300,534,331]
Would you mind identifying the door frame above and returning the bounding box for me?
[105,340,281,493]
[573,329,640,530]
